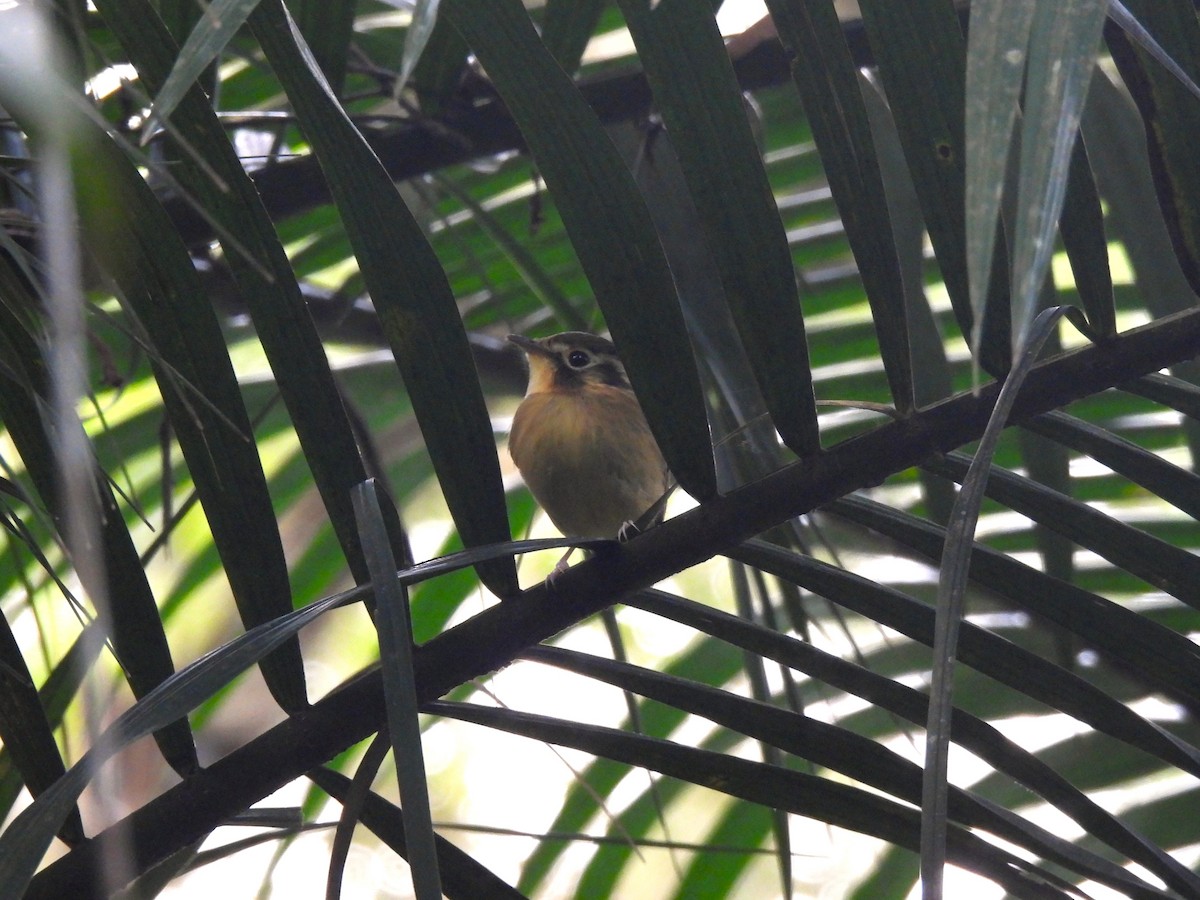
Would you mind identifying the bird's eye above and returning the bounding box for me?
[567,350,590,368]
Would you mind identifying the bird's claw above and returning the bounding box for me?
[545,547,574,590]
[617,520,641,543]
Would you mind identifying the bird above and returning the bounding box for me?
[507,332,672,575]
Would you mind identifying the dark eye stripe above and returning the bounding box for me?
[594,361,630,388]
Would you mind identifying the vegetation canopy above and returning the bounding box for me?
[1,0,1200,898]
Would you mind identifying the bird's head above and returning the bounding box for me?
[508,332,632,395]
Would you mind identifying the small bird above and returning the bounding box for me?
[508,332,672,570]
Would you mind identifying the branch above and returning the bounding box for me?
[28,305,1200,898]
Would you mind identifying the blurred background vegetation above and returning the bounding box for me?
[3,0,1200,897]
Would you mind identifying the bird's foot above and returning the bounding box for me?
[617,520,641,543]
[545,547,575,589]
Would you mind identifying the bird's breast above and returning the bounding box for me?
[509,387,668,538]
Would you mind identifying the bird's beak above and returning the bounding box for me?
[508,334,553,358]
